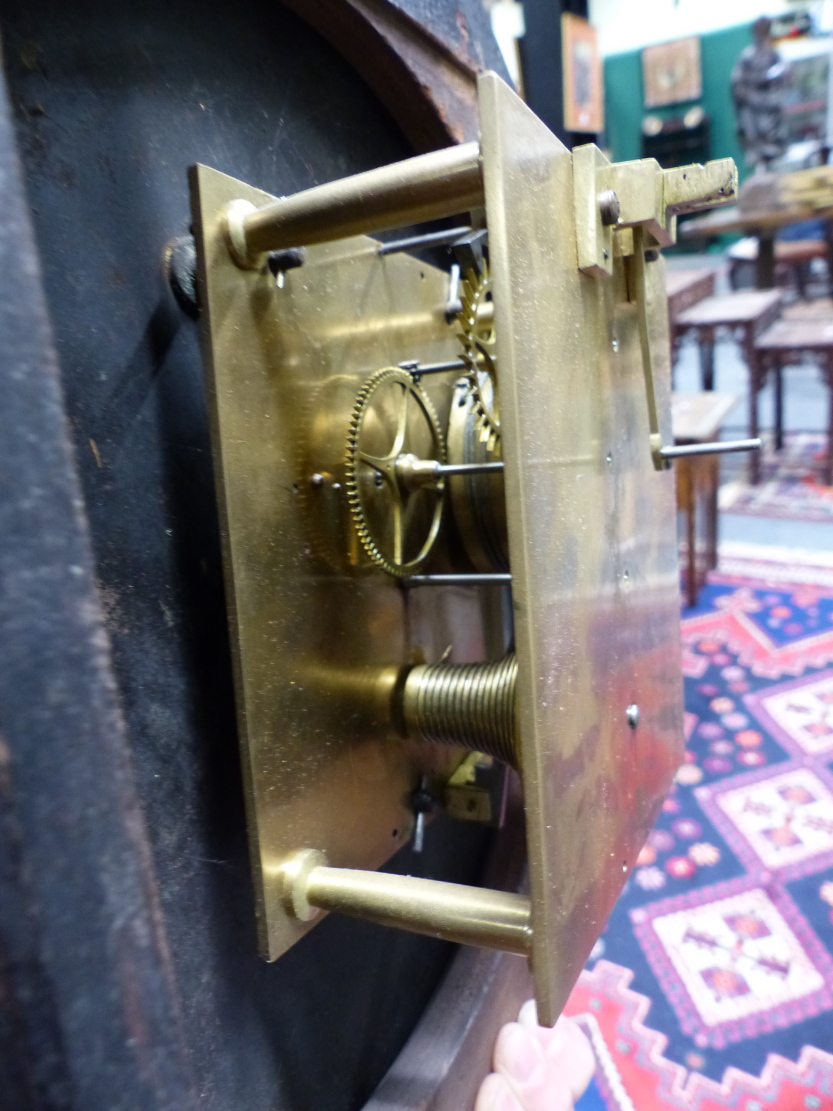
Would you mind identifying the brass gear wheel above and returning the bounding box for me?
[457,263,499,450]
[345,367,446,578]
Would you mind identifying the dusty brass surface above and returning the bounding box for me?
[444,752,497,821]
[457,264,500,449]
[632,225,666,469]
[443,751,508,825]
[574,150,737,259]
[191,163,507,960]
[446,380,508,573]
[574,151,737,468]
[662,161,736,216]
[280,849,532,955]
[479,72,684,1024]
[573,144,615,279]
[344,366,447,577]
[599,156,736,248]
[231,142,483,264]
[193,72,700,1021]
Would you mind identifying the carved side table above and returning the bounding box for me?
[672,288,783,391]
[666,267,718,329]
[753,318,833,485]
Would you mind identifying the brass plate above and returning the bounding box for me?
[479,73,683,1024]
[190,165,506,960]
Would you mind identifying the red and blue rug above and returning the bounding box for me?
[719,433,833,523]
[570,565,833,1110]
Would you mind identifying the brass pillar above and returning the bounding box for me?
[226,141,483,266]
[279,849,532,955]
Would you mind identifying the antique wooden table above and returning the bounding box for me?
[753,318,833,485]
[665,267,718,330]
[672,288,783,391]
[680,201,833,289]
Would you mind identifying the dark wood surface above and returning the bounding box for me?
[675,289,783,327]
[775,239,827,264]
[0,57,195,1111]
[675,454,720,609]
[680,202,833,291]
[665,268,717,328]
[672,290,784,392]
[783,297,833,320]
[282,0,509,150]
[681,202,833,236]
[671,392,738,443]
[755,318,833,349]
[365,793,532,1111]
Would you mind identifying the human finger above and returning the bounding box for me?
[492,1021,576,1111]
[517,1003,596,1101]
[474,1071,525,1111]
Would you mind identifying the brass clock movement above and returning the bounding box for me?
[189,73,739,1025]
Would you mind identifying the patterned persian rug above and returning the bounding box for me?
[571,564,833,1110]
[719,434,833,523]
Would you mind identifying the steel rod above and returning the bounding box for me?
[227,143,483,264]
[445,262,462,317]
[438,462,504,476]
[394,455,503,491]
[280,850,531,955]
[404,573,512,586]
[378,225,472,256]
[659,438,761,460]
[400,358,467,376]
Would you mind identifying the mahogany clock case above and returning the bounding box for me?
[0,1,517,1109]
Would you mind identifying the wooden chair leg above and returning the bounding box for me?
[699,338,715,391]
[757,231,776,289]
[676,461,697,607]
[686,496,697,607]
[749,355,761,484]
[774,364,784,452]
[795,262,808,300]
[670,329,681,390]
[825,218,833,299]
[678,460,697,608]
[705,458,719,573]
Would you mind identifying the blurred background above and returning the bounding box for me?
[485,0,833,592]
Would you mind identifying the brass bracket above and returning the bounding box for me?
[573,149,737,468]
[574,149,737,274]
[573,144,616,279]
[444,752,509,826]
[631,226,666,471]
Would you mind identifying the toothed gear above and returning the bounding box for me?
[457,263,499,450]
[345,367,446,578]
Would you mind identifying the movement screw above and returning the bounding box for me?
[598,189,620,226]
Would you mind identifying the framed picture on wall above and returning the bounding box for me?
[642,36,702,109]
[562,13,603,133]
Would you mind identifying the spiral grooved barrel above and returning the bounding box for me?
[402,654,517,767]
